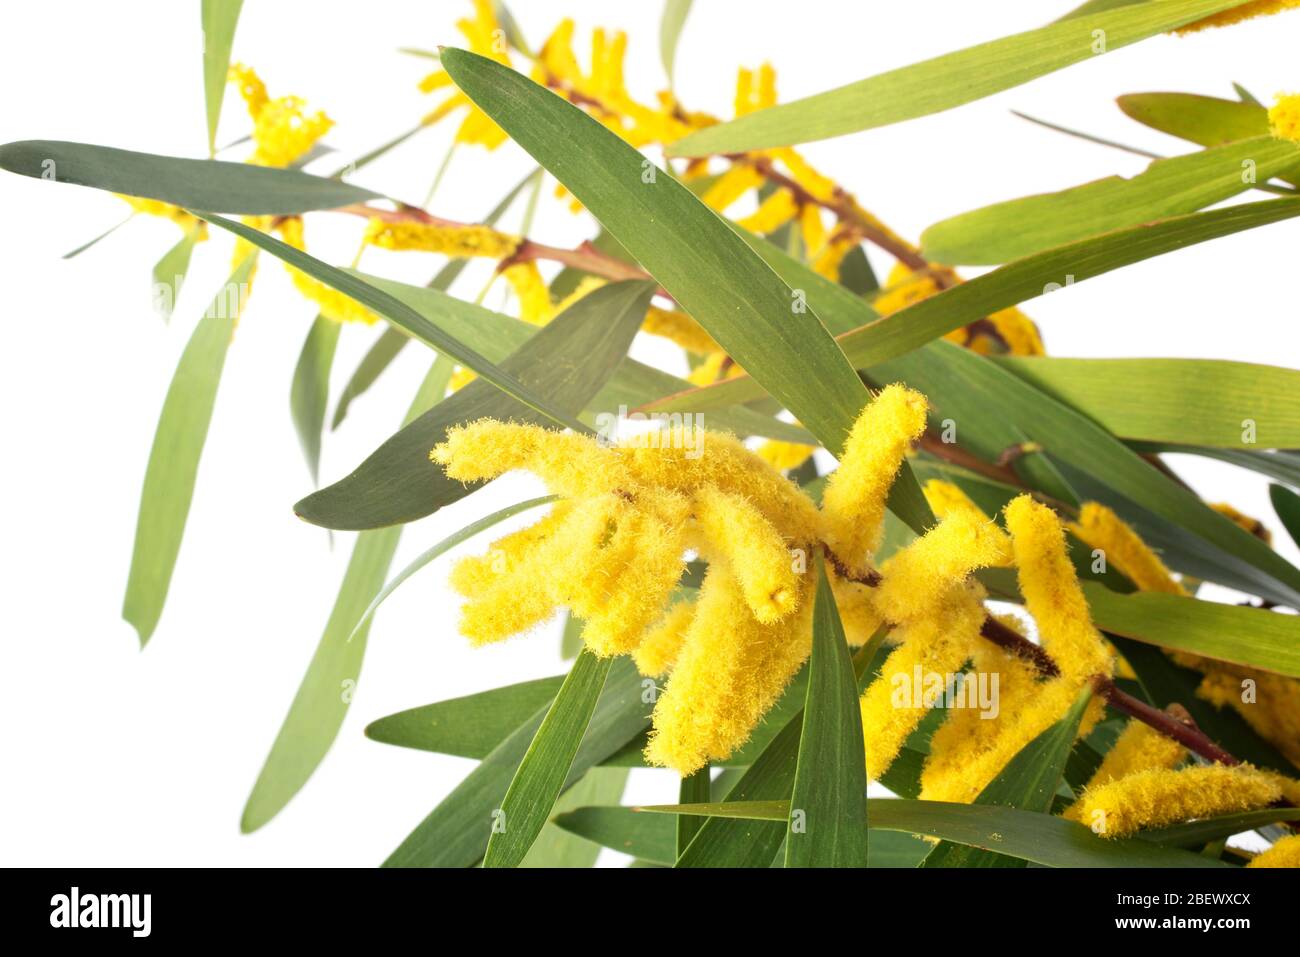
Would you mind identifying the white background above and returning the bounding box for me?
[1,1,1297,867]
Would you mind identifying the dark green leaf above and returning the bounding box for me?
[484,650,613,868]
[554,804,678,866]
[294,280,653,530]
[786,555,869,867]
[1270,484,1300,550]
[0,140,379,213]
[520,767,628,867]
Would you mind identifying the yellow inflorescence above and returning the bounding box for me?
[1069,502,1187,595]
[418,0,510,148]
[1083,719,1188,790]
[502,262,556,326]
[1211,502,1273,544]
[736,189,800,234]
[274,218,380,324]
[1175,0,1300,34]
[1270,93,1300,142]
[229,64,333,168]
[702,165,766,213]
[821,385,929,577]
[363,219,520,259]
[1195,665,1300,766]
[1070,764,1283,838]
[116,194,208,238]
[641,306,720,354]
[756,440,817,473]
[1248,834,1300,867]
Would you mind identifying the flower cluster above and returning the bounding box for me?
[1175,0,1300,34]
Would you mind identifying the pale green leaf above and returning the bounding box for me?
[201,0,245,157]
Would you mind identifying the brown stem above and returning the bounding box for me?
[1094,676,1240,766]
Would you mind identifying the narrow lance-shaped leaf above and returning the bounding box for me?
[1270,484,1300,551]
[384,658,650,868]
[240,355,453,833]
[294,281,654,530]
[1116,92,1275,150]
[666,0,1251,155]
[122,254,256,644]
[921,136,1300,265]
[438,48,932,535]
[484,650,614,868]
[150,224,201,323]
[922,686,1093,868]
[786,554,869,868]
[201,0,245,157]
[0,141,379,214]
[994,356,1300,449]
[659,0,692,87]
[198,211,589,434]
[289,316,341,484]
[520,767,629,868]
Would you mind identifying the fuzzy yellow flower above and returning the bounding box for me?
[418,0,510,148]
[1082,719,1188,790]
[1248,834,1300,867]
[1175,0,1300,34]
[1069,502,1186,595]
[1270,93,1300,143]
[1071,764,1283,838]
[363,219,520,259]
[229,63,333,168]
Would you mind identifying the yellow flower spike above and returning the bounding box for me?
[693,484,801,624]
[622,431,825,546]
[811,236,857,281]
[116,194,206,235]
[1175,0,1300,33]
[874,264,942,315]
[757,64,777,110]
[646,567,815,774]
[1069,501,1187,595]
[458,495,623,645]
[1270,93,1300,143]
[363,219,520,259]
[501,262,556,326]
[1210,502,1273,544]
[1083,719,1188,790]
[417,70,454,93]
[579,492,691,656]
[448,502,576,600]
[735,189,799,234]
[772,148,837,204]
[228,63,268,119]
[733,68,754,117]
[1004,494,1113,683]
[685,351,736,386]
[539,19,582,85]
[431,420,629,499]
[701,164,765,212]
[756,439,816,473]
[821,384,929,577]
[1248,834,1300,868]
[986,307,1046,356]
[1071,764,1283,839]
[922,479,988,522]
[798,203,827,255]
[641,306,720,354]
[873,511,1012,623]
[632,599,697,678]
[273,218,379,324]
[1196,666,1300,766]
[859,582,987,779]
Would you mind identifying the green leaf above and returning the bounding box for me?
[921,136,1300,264]
[329,170,540,430]
[201,0,244,157]
[922,686,1092,868]
[438,48,931,535]
[348,495,557,642]
[294,280,653,530]
[63,213,134,259]
[1137,808,1300,847]
[484,650,613,868]
[197,212,589,433]
[240,357,452,833]
[0,141,379,213]
[150,225,201,323]
[1128,444,1300,490]
[560,611,585,661]
[1086,583,1300,677]
[657,198,1300,413]
[659,0,692,86]
[648,799,1228,867]
[366,674,565,757]
[1270,484,1300,550]
[1117,92,1271,148]
[520,767,628,867]
[677,765,710,859]
[384,657,650,867]
[786,555,869,867]
[666,0,1249,155]
[122,254,255,644]
[289,316,341,484]
[554,804,678,866]
[995,356,1300,448]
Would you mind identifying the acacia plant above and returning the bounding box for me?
[5,0,1300,868]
